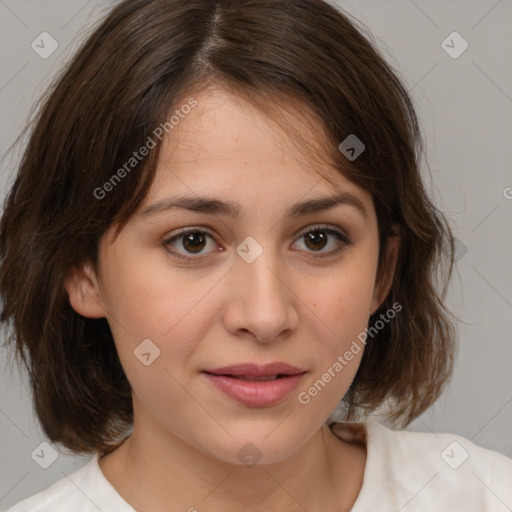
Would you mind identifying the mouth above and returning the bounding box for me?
[202,362,306,406]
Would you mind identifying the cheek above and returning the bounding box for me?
[99,250,217,373]
[297,258,377,408]
[101,242,190,326]
[294,277,375,416]
[309,259,377,340]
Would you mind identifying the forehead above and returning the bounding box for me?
[150,86,367,201]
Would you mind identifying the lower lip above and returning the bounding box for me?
[203,372,305,406]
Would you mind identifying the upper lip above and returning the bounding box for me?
[203,363,305,377]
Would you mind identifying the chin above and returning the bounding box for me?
[192,422,309,467]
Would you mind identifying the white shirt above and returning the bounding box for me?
[6,421,512,511]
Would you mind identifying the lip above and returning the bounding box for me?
[205,362,304,377]
[202,362,306,407]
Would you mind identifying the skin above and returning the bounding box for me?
[65,86,398,512]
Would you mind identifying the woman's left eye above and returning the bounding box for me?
[163,225,351,261]
[291,225,351,257]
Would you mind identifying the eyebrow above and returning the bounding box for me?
[140,192,367,220]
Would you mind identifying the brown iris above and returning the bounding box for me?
[182,232,207,253]
[304,230,327,251]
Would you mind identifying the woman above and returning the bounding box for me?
[1,0,511,510]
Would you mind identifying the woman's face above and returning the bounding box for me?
[77,87,387,465]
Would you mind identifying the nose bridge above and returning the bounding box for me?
[225,236,297,341]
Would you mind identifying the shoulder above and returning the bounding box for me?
[371,421,512,509]
[333,421,512,511]
[5,453,135,512]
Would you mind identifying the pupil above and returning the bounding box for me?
[305,231,327,251]
[183,232,206,253]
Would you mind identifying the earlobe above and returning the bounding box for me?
[370,233,400,315]
[63,262,106,319]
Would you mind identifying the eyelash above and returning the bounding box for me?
[163,224,352,262]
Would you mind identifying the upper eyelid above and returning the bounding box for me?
[295,223,347,236]
[165,223,346,238]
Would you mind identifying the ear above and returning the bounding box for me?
[63,261,106,318]
[370,231,400,315]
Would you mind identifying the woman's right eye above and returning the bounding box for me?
[163,229,219,261]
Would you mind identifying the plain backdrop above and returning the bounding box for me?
[0,0,511,509]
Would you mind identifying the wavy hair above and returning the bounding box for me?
[0,0,456,454]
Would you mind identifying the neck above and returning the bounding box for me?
[99,418,366,512]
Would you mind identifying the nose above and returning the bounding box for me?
[222,245,299,343]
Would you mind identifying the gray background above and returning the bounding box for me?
[0,0,511,509]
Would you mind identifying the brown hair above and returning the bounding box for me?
[0,0,456,454]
